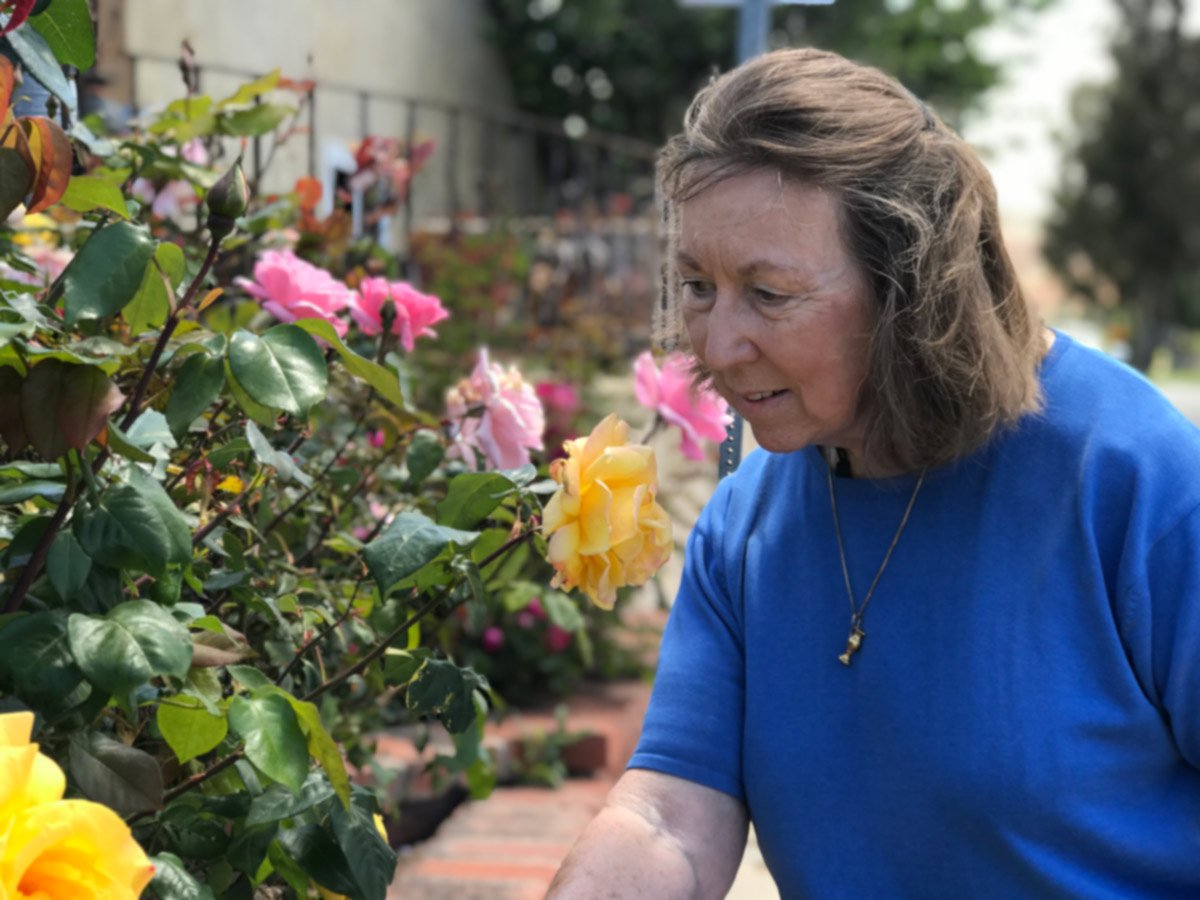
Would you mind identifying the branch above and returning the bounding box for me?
[2,475,78,614]
[274,573,366,686]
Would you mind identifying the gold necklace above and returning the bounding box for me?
[825,457,926,666]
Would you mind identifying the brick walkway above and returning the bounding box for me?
[384,680,652,898]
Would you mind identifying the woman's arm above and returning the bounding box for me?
[547,769,749,899]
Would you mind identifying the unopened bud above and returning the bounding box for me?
[205,157,249,241]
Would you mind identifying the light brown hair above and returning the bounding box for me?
[656,48,1043,472]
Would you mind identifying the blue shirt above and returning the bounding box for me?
[630,332,1200,898]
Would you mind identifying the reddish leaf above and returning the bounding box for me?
[0,55,14,112]
[22,116,72,214]
[0,366,28,452]
[20,360,126,460]
[0,0,36,36]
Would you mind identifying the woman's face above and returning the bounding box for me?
[679,169,876,460]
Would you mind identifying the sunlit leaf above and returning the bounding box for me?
[157,694,228,764]
[55,221,156,325]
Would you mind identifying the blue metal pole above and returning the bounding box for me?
[737,0,771,63]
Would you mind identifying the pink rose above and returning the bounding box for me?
[446,349,545,471]
[634,351,731,461]
[236,249,354,337]
[481,626,504,653]
[545,624,573,653]
[349,277,449,351]
[535,381,581,415]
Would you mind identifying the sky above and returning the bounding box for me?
[962,0,1199,230]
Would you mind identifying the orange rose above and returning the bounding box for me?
[541,414,673,609]
[0,712,155,899]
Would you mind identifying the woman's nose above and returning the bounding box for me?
[691,295,757,372]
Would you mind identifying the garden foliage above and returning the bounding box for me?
[0,4,657,897]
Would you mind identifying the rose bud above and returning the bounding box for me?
[205,157,249,240]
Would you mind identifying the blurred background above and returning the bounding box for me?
[73,0,1200,387]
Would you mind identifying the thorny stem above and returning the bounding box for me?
[192,479,256,547]
[120,238,222,431]
[274,573,367,686]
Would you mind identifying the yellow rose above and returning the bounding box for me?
[541,414,673,609]
[0,712,155,900]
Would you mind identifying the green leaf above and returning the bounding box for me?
[5,24,75,108]
[330,798,397,899]
[227,664,272,691]
[281,694,351,809]
[155,241,186,287]
[0,479,65,503]
[215,70,280,109]
[28,0,95,69]
[148,852,217,900]
[20,360,125,460]
[0,611,88,715]
[437,472,514,529]
[68,600,193,695]
[291,317,406,409]
[228,692,309,795]
[165,352,225,440]
[68,731,163,815]
[227,325,327,415]
[123,257,171,335]
[543,591,584,632]
[363,512,480,596]
[218,103,293,137]
[47,529,91,601]
[73,467,191,575]
[224,359,278,428]
[245,774,335,828]
[157,694,228,764]
[405,658,488,734]
[405,429,444,484]
[125,408,177,450]
[59,174,129,218]
[159,804,230,860]
[104,419,157,463]
[278,824,356,896]
[56,221,156,326]
[245,420,312,487]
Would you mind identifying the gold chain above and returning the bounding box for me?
[825,458,926,666]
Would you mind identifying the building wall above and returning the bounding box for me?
[99,0,520,218]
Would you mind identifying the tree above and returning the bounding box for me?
[1044,0,1200,370]
[484,0,1054,143]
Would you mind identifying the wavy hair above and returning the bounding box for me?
[656,48,1043,472]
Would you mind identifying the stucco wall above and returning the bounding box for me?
[116,0,519,217]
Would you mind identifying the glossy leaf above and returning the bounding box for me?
[228,691,309,795]
[292,317,405,408]
[0,147,32,220]
[68,600,193,695]
[218,103,292,137]
[244,774,335,828]
[155,240,186,286]
[122,258,170,334]
[0,478,64,503]
[215,69,280,109]
[405,429,444,485]
[4,23,73,106]
[164,352,225,439]
[47,529,91,601]
[147,852,217,900]
[282,694,351,809]
[157,694,227,764]
[278,824,356,896]
[0,611,88,715]
[28,0,95,68]
[330,797,397,899]
[20,360,124,460]
[363,512,480,596]
[227,325,327,415]
[224,358,278,428]
[68,731,163,815]
[73,468,191,574]
[124,408,177,450]
[437,472,514,529]
[56,221,156,325]
[405,657,488,733]
[59,173,129,217]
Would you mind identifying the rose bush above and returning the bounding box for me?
[0,8,683,897]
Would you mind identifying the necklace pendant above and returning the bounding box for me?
[838,625,866,666]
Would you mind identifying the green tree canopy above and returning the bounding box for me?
[485,0,1053,143]
[1044,0,1200,370]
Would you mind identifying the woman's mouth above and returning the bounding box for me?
[744,389,787,403]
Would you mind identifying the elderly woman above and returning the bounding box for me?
[549,48,1200,898]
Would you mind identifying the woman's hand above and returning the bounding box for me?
[548,769,749,899]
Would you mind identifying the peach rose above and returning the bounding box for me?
[0,712,155,899]
[541,414,673,610]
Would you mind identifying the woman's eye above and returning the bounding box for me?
[681,280,715,301]
[753,287,789,304]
